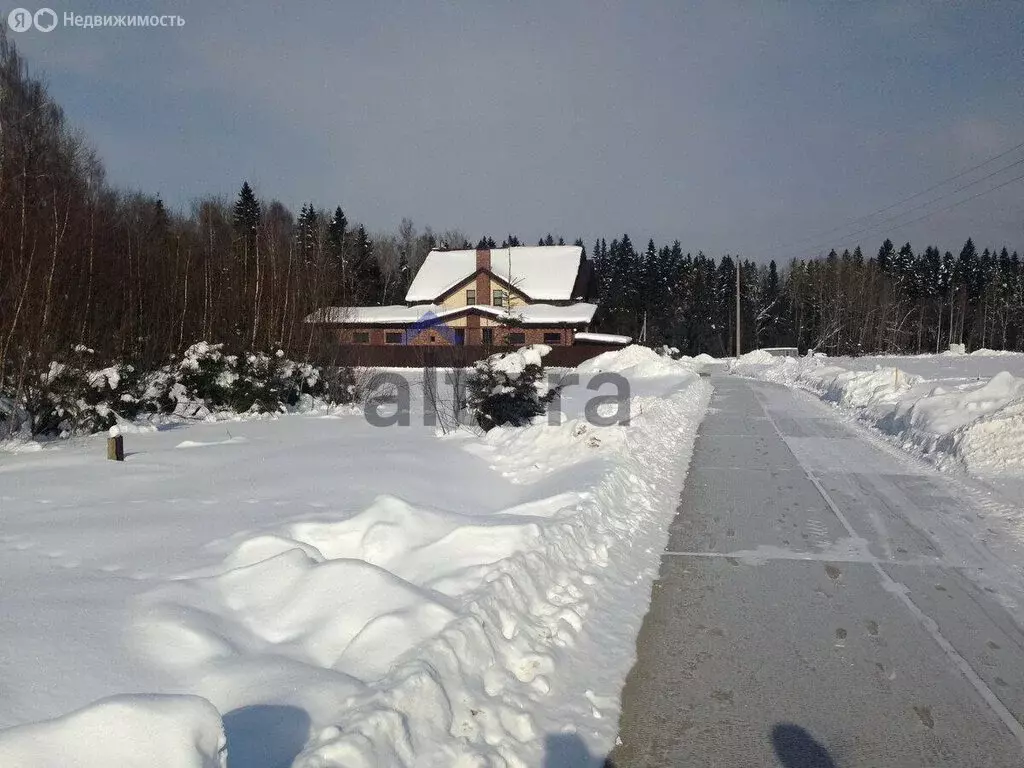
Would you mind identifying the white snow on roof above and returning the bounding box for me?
[404,246,583,302]
[307,306,425,324]
[574,332,632,345]
[497,303,596,323]
[306,302,597,325]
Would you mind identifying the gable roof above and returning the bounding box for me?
[405,245,583,303]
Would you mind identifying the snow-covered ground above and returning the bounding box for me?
[0,349,711,767]
[733,349,1024,482]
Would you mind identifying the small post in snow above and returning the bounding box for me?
[107,425,124,461]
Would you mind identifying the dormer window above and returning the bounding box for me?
[492,289,508,308]
[465,288,476,305]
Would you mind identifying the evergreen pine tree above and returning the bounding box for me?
[762,260,783,345]
[877,239,895,274]
[327,206,347,261]
[296,203,319,262]
[353,225,383,304]
[232,182,260,236]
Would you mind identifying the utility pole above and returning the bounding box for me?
[735,258,741,357]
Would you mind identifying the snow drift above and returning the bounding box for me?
[577,344,710,379]
[733,351,1024,477]
[133,374,710,766]
[0,695,227,768]
[0,350,711,766]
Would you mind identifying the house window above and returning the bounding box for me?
[430,334,436,342]
[466,289,476,305]
[507,331,526,345]
[492,289,507,308]
[385,332,403,344]
[352,331,370,344]
[482,328,493,346]
[543,332,561,344]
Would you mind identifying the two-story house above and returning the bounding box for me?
[308,245,627,353]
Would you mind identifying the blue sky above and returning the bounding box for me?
[12,1,1024,259]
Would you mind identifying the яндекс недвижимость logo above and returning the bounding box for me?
[7,8,183,32]
[7,8,57,32]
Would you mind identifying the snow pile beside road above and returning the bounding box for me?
[733,349,776,366]
[890,371,1024,475]
[0,694,227,768]
[118,374,709,766]
[305,382,708,766]
[0,365,713,766]
[734,352,1024,476]
[972,348,1022,357]
[577,344,701,378]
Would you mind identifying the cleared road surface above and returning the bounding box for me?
[609,376,1024,767]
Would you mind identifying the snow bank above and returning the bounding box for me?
[735,349,776,366]
[971,348,1024,357]
[0,436,43,453]
[1,360,711,765]
[294,379,710,766]
[0,694,226,768]
[119,371,711,766]
[734,353,1024,477]
[577,344,705,379]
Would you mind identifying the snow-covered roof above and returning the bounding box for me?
[308,306,425,324]
[574,332,632,345]
[306,302,597,325]
[405,246,583,302]
[495,303,596,324]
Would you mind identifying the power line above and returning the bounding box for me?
[767,137,1024,253]
[773,156,1024,261]
[867,168,1024,236]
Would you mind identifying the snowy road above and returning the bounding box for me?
[609,376,1024,767]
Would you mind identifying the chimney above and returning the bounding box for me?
[475,248,491,272]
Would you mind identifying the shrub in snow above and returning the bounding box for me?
[18,347,145,437]
[153,342,235,415]
[153,342,359,417]
[7,342,361,437]
[466,344,557,431]
[317,365,361,406]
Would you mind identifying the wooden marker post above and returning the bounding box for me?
[107,426,124,461]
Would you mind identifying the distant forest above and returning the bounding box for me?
[2,30,1022,401]
[584,235,1024,357]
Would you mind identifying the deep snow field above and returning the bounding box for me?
[0,350,711,767]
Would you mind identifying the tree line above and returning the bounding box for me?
[581,235,1024,357]
[2,27,1021,411]
[0,31,447,398]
